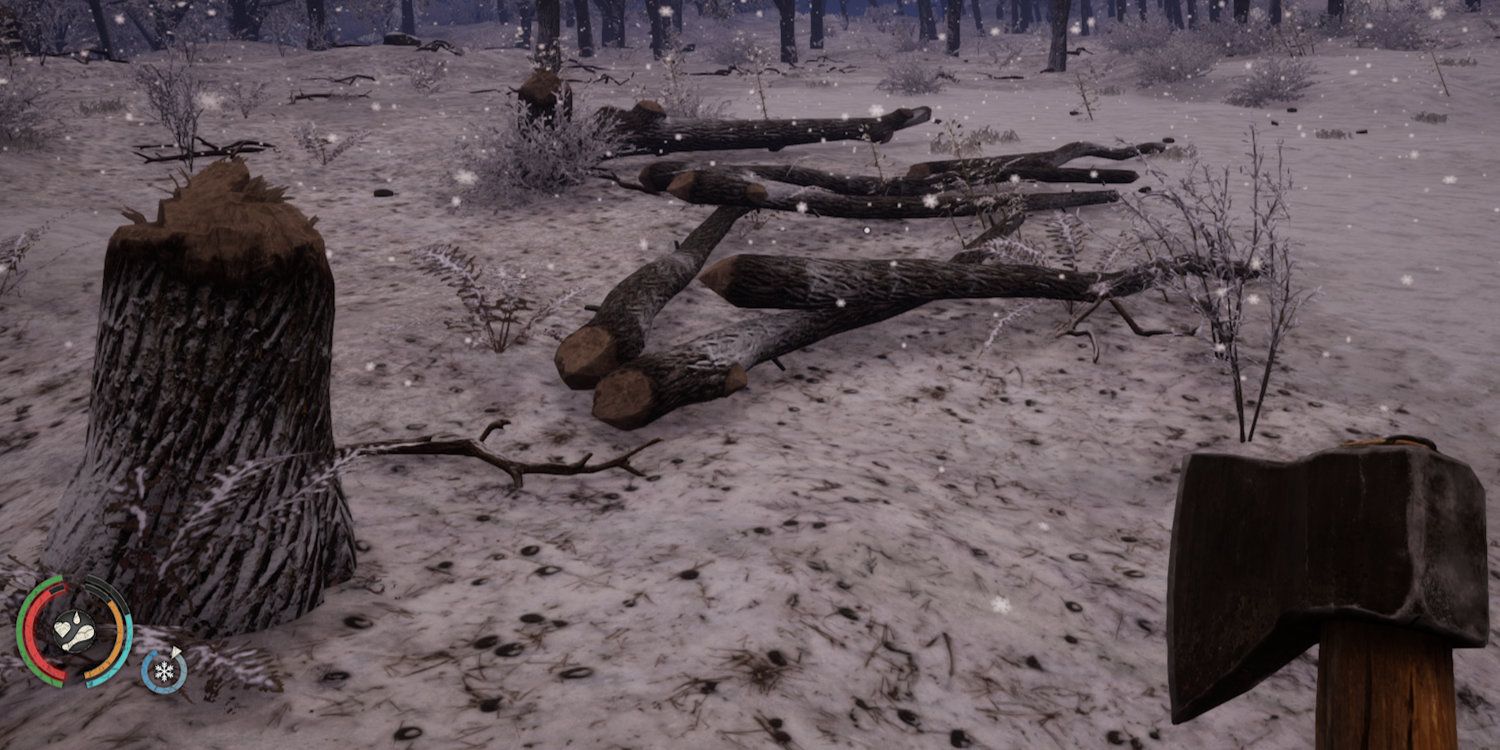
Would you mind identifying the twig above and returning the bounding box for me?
[342,419,661,489]
[307,74,375,85]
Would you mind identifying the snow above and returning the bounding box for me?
[2,10,1499,750]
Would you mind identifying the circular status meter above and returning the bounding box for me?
[13,575,134,689]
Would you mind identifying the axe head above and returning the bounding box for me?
[1167,444,1488,724]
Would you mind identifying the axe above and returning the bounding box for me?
[1167,437,1489,748]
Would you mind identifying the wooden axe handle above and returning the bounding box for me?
[1315,619,1458,750]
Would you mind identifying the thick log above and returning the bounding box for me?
[600,104,933,157]
[41,159,355,637]
[555,206,751,389]
[700,253,1226,309]
[590,214,1024,430]
[906,140,1166,178]
[638,160,1137,196]
[664,169,1119,219]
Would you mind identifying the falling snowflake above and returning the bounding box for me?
[835,298,847,308]
[1429,6,1445,18]
[1247,293,1261,305]
[1400,274,1414,286]
[868,104,886,118]
[795,201,809,213]
[990,596,1013,614]
[450,196,462,207]
[1442,175,1457,184]
[453,169,478,186]
[921,194,940,209]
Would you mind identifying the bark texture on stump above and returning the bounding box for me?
[41,159,356,638]
[554,206,750,389]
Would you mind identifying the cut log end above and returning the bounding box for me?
[724,364,748,394]
[592,368,657,430]
[698,256,736,297]
[555,325,621,390]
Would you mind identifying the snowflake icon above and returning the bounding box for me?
[153,661,176,683]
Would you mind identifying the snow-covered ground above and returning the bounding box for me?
[1,11,1498,748]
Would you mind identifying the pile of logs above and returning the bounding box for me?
[552,131,1227,430]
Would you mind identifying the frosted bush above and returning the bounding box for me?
[456,101,620,208]
[701,28,771,67]
[876,17,924,52]
[1354,9,1427,50]
[1225,57,1316,107]
[401,55,447,92]
[657,51,730,118]
[1134,35,1220,86]
[1412,111,1447,124]
[1101,17,1175,54]
[0,70,49,149]
[296,122,368,165]
[1193,18,1277,56]
[133,59,205,166]
[877,57,949,95]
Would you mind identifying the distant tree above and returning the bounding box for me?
[225,0,274,39]
[84,0,115,57]
[771,0,795,63]
[496,0,510,22]
[1232,0,1247,21]
[1165,0,1183,26]
[648,0,666,57]
[1078,0,1090,34]
[1268,0,1281,23]
[916,0,937,39]
[573,0,592,56]
[970,0,984,31]
[811,0,825,49]
[945,0,961,53]
[306,0,332,48]
[399,0,415,34]
[1184,0,1196,26]
[537,0,560,68]
[1047,0,1070,69]
[593,0,623,45]
[1326,0,1343,19]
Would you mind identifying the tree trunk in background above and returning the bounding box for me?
[773,0,796,63]
[41,160,356,639]
[227,0,264,40]
[811,0,825,48]
[671,0,682,31]
[84,0,115,57]
[400,0,415,34]
[1326,0,1343,18]
[1137,0,1146,20]
[1078,0,1091,34]
[945,0,961,53]
[1184,0,1195,25]
[574,0,594,55]
[1268,0,1281,23]
[1165,0,1182,26]
[1232,0,1247,21]
[306,0,331,48]
[537,0,561,69]
[841,0,850,28]
[916,0,937,39]
[1047,0,1070,71]
[593,0,617,45]
[648,0,666,57]
[496,0,511,22]
[970,0,984,30]
[517,0,535,47]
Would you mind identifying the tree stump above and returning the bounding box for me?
[41,159,356,638]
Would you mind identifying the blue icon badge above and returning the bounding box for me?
[141,647,188,695]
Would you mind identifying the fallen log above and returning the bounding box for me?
[699,253,1229,310]
[663,169,1119,219]
[590,213,1024,430]
[600,102,933,157]
[906,141,1166,179]
[638,160,1137,197]
[554,206,751,390]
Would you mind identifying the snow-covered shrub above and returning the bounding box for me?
[1412,111,1447,124]
[133,59,205,166]
[401,55,448,92]
[876,16,924,52]
[0,223,44,305]
[409,243,580,353]
[296,122,368,165]
[929,124,1009,156]
[455,101,620,208]
[1122,128,1313,442]
[1355,9,1427,50]
[7,0,84,56]
[1436,55,1476,66]
[1100,16,1175,54]
[1225,57,1316,107]
[225,80,269,119]
[77,96,126,115]
[657,50,730,118]
[1314,128,1351,139]
[877,57,949,95]
[702,28,771,67]
[0,69,50,149]
[1134,34,1220,86]
[1193,18,1277,56]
